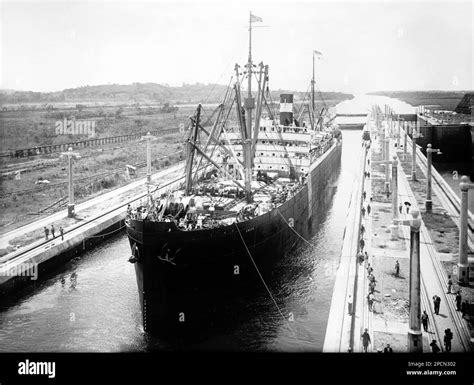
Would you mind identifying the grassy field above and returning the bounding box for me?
[0,92,348,233]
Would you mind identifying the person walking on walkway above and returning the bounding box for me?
[348,294,353,315]
[456,290,462,311]
[394,260,400,277]
[369,280,376,295]
[430,339,440,353]
[446,276,453,294]
[364,251,369,266]
[461,300,469,318]
[60,226,64,241]
[51,224,55,238]
[360,224,365,237]
[367,159,370,166]
[367,264,373,275]
[421,310,429,332]
[363,191,367,200]
[44,226,49,240]
[367,204,371,216]
[367,172,371,179]
[433,295,441,315]
[444,329,453,352]
[399,203,403,214]
[361,206,366,218]
[360,238,365,252]
[361,329,371,352]
[367,292,375,311]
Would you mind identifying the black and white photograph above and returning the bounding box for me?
[0,0,473,384]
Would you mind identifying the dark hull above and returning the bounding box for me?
[127,142,342,334]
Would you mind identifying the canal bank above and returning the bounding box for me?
[324,111,474,353]
[0,164,185,297]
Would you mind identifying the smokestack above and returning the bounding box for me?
[280,94,293,126]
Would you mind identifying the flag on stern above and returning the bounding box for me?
[250,13,263,23]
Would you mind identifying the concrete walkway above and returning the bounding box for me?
[0,162,185,252]
[396,149,472,352]
[351,121,472,353]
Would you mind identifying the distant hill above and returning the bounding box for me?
[0,82,352,105]
[368,90,471,111]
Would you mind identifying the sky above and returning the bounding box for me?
[0,0,472,94]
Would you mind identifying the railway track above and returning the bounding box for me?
[0,155,176,199]
[1,127,179,159]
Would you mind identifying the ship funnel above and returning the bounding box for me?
[280,94,293,126]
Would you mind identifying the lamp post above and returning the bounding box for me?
[411,130,423,181]
[141,132,157,184]
[373,156,399,239]
[458,175,473,285]
[394,210,423,352]
[403,120,407,156]
[60,147,81,218]
[141,132,157,203]
[425,144,442,212]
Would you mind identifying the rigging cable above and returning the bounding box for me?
[234,222,297,335]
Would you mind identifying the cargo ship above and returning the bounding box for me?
[126,13,342,334]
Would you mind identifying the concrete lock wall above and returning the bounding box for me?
[0,213,126,296]
[416,124,472,163]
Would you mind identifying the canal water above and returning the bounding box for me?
[0,130,363,352]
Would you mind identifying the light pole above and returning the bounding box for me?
[60,147,81,218]
[425,143,442,212]
[395,210,423,352]
[411,130,423,181]
[141,132,157,184]
[373,156,399,239]
[403,120,407,156]
[458,175,473,285]
[397,116,401,149]
[141,132,157,204]
[384,137,390,190]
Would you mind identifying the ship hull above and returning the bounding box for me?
[127,141,342,334]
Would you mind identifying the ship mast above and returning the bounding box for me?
[242,12,257,202]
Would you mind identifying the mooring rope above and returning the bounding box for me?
[276,209,318,248]
[234,222,289,324]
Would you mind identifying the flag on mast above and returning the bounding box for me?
[313,50,323,59]
[250,13,263,23]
